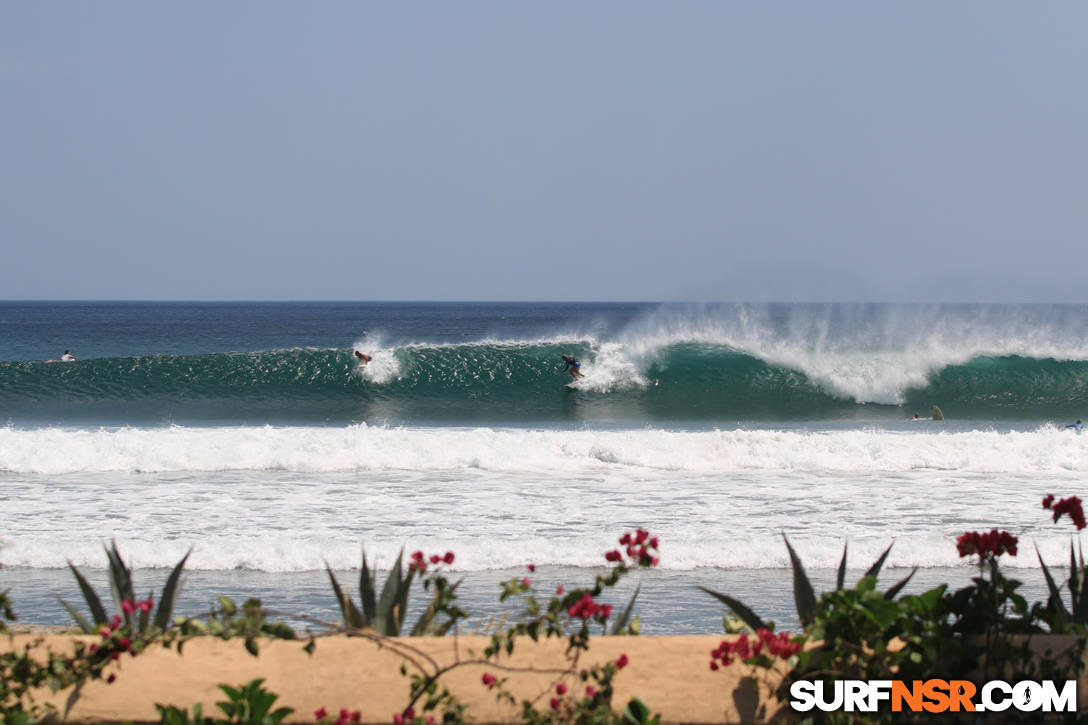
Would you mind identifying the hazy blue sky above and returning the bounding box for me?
[3,3,1086,302]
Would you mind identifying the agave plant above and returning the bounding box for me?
[58,540,190,635]
[608,583,642,636]
[325,547,465,636]
[700,536,916,632]
[1037,540,1088,627]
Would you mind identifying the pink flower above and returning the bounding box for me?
[121,599,135,614]
[482,672,497,687]
[139,596,154,613]
[605,550,623,563]
[568,593,598,619]
[521,577,531,587]
[585,685,597,697]
[409,551,427,573]
[392,716,403,725]
[527,563,536,572]
[550,698,561,711]
[443,551,455,564]
[429,554,441,565]
[118,637,131,651]
[314,707,328,720]
[616,653,629,669]
[556,683,568,695]
[556,585,564,595]
[109,614,122,631]
[599,604,613,619]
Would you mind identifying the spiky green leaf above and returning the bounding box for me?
[610,584,641,635]
[360,547,377,624]
[1037,545,1071,622]
[698,586,768,633]
[154,548,191,632]
[836,542,848,591]
[57,597,95,634]
[67,562,109,625]
[783,535,817,628]
[883,568,917,600]
[864,541,894,581]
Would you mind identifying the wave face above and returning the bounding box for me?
[3,345,1088,423]
[4,302,1088,423]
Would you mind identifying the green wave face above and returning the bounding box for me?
[3,345,1087,425]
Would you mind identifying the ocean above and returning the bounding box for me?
[2,301,1086,633]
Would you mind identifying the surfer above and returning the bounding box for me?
[60,350,77,361]
[1066,419,1084,432]
[354,351,371,365]
[561,354,583,379]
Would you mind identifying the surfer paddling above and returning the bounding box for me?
[60,350,76,361]
[354,351,371,365]
[561,354,583,379]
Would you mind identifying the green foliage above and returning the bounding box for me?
[1037,539,1088,629]
[156,678,293,725]
[325,548,466,636]
[59,540,190,635]
[701,537,916,633]
[174,597,297,657]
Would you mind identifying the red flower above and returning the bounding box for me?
[521,577,531,587]
[109,614,122,631]
[443,551,455,564]
[550,698,561,711]
[121,599,135,614]
[392,716,403,725]
[527,563,536,572]
[1052,496,1087,530]
[482,672,497,687]
[556,585,564,595]
[1043,494,1055,509]
[956,529,1018,561]
[314,707,328,721]
[556,683,568,695]
[118,637,131,651]
[351,713,361,723]
[107,673,116,684]
[429,554,441,565]
[604,550,623,563]
[600,604,613,619]
[616,653,629,669]
[139,596,154,613]
[585,685,597,697]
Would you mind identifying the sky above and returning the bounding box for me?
[2,2,1086,303]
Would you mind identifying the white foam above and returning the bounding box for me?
[2,425,1087,476]
[614,304,1088,404]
